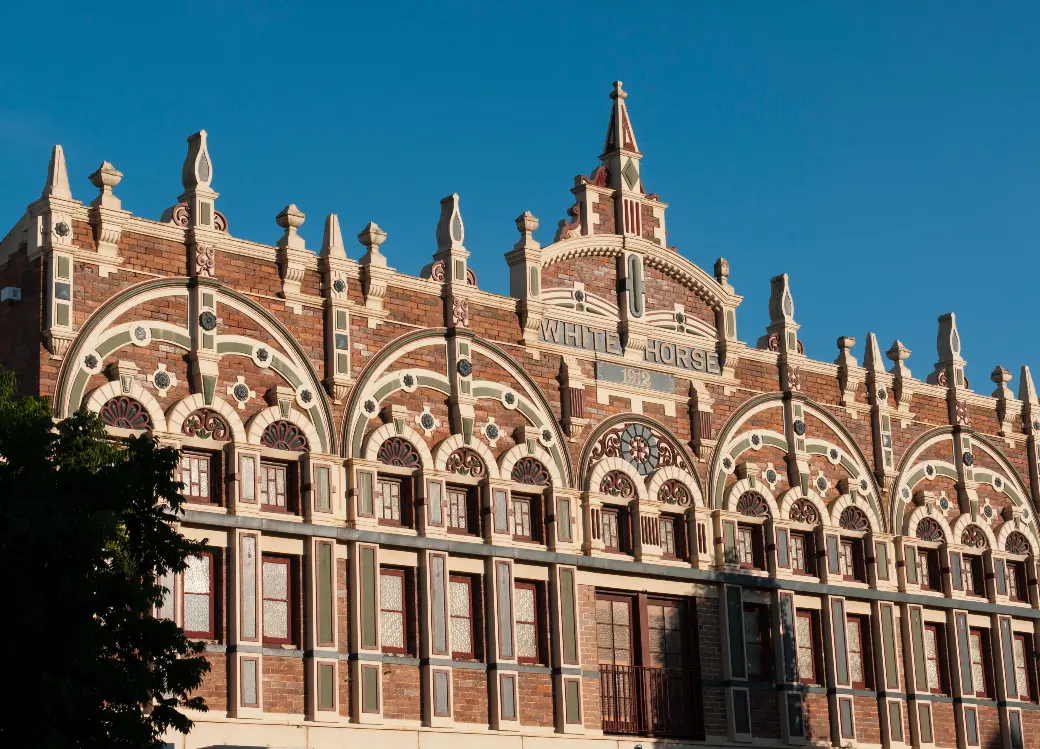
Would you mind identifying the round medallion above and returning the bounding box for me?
[877,388,887,400]
[722,456,734,471]
[620,423,660,475]
[816,476,828,493]
[299,389,313,404]
[485,423,500,440]
[256,347,270,362]
[420,412,435,430]
[573,290,586,302]
[153,371,171,389]
[962,452,974,466]
[456,359,473,377]
[233,384,250,402]
[541,429,553,444]
[792,420,806,436]
[54,221,70,238]
[333,278,347,293]
[133,326,148,341]
[925,464,935,477]
[994,476,1003,490]
[829,447,839,460]
[363,399,377,414]
[199,311,218,331]
[504,392,516,405]
[1033,419,1040,432]
[901,486,911,500]
[83,353,98,370]
[984,504,994,518]
[674,311,686,325]
[750,433,761,447]
[939,496,950,510]
[859,478,869,492]
[765,468,778,484]
[403,373,415,388]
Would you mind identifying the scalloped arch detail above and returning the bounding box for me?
[86,381,168,433]
[433,435,501,480]
[828,493,882,533]
[246,406,322,452]
[903,505,954,542]
[587,456,648,501]
[778,487,829,526]
[996,519,1040,557]
[363,423,434,469]
[166,394,246,442]
[646,466,704,508]
[498,443,563,488]
[723,478,778,518]
[950,514,997,549]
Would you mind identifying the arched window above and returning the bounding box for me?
[736,492,770,518]
[916,517,945,543]
[511,457,551,486]
[260,421,308,452]
[376,437,421,468]
[838,506,869,532]
[789,499,819,524]
[100,396,151,430]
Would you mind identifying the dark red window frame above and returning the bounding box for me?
[601,507,628,553]
[796,610,821,685]
[737,524,766,570]
[790,531,815,575]
[380,567,413,655]
[969,627,994,698]
[179,450,221,506]
[743,602,772,681]
[923,623,949,694]
[259,460,298,514]
[261,554,297,646]
[1014,633,1037,702]
[514,580,544,665]
[449,574,481,660]
[845,614,874,689]
[1008,561,1028,602]
[447,485,479,536]
[963,555,985,597]
[182,550,217,640]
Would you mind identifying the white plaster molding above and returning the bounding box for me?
[362,423,434,468]
[165,394,247,442]
[85,380,168,433]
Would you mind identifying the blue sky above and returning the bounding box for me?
[2,1,1039,391]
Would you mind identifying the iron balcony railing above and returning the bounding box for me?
[599,664,698,737]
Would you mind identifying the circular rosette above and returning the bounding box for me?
[620,423,660,475]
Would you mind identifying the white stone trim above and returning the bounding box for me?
[646,465,704,508]
[828,492,882,533]
[165,394,247,442]
[85,380,168,433]
[587,456,648,501]
[246,406,321,451]
[950,514,998,550]
[497,442,563,488]
[363,423,433,468]
[903,504,954,542]
[432,434,501,480]
[777,486,829,527]
[995,518,1040,556]
[723,478,779,518]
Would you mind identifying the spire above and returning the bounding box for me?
[603,80,639,156]
[927,312,968,388]
[1020,365,1037,405]
[863,332,885,374]
[181,130,213,192]
[320,213,346,260]
[42,145,72,200]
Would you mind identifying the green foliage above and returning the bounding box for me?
[0,368,210,749]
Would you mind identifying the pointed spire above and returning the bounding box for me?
[320,213,346,260]
[42,145,72,200]
[1020,365,1037,405]
[603,80,639,155]
[767,273,796,326]
[436,193,465,252]
[863,333,885,374]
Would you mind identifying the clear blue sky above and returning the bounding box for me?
[3,1,1039,392]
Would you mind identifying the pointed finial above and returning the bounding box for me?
[1020,365,1037,405]
[835,336,857,366]
[767,273,796,325]
[611,80,627,101]
[714,258,729,284]
[181,130,213,191]
[275,204,306,250]
[863,333,885,373]
[603,80,639,154]
[436,194,465,252]
[42,145,72,200]
[321,213,346,260]
[88,161,123,210]
[991,366,1013,398]
[514,211,540,251]
[358,221,388,267]
[936,313,964,363]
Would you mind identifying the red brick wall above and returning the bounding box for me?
[519,672,554,727]
[381,663,421,721]
[263,655,305,715]
[452,668,488,725]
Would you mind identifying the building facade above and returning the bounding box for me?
[3,81,1040,749]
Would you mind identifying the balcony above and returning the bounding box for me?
[599,664,700,738]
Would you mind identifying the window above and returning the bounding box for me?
[963,556,985,596]
[846,615,873,689]
[918,549,940,591]
[260,461,296,513]
[796,611,820,684]
[1008,561,1028,602]
[647,599,684,669]
[180,451,219,505]
[447,486,477,535]
[156,569,176,621]
[660,516,676,557]
[262,555,295,645]
[923,624,948,694]
[512,495,538,541]
[183,552,215,639]
[378,477,403,526]
[515,582,543,664]
[737,525,764,570]
[380,568,410,654]
[595,595,634,665]
[449,575,479,659]
[602,508,623,552]
[969,629,993,698]
[790,532,815,575]
[840,540,865,582]
[743,603,772,680]
[1013,634,1036,702]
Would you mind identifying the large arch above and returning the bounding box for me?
[53,277,336,453]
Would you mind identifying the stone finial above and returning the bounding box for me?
[834,336,857,367]
[928,312,968,388]
[275,204,306,250]
[991,366,1013,397]
[767,273,795,325]
[603,80,639,155]
[886,340,912,378]
[181,130,213,191]
[88,161,123,210]
[714,257,730,287]
[1020,365,1038,406]
[436,193,465,252]
[320,213,347,260]
[42,145,72,200]
[358,221,388,267]
[863,332,885,374]
[513,211,540,251]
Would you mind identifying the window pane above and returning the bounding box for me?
[379,479,400,521]
[448,489,467,530]
[791,535,805,571]
[970,632,985,693]
[847,620,863,684]
[185,555,210,594]
[924,628,940,691]
[1014,638,1030,698]
[660,518,675,556]
[796,615,814,680]
[263,560,287,598]
[449,579,472,655]
[516,622,537,660]
[738,528,755,565]
[184,593,210,633]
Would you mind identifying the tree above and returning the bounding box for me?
[0,367,210,749]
